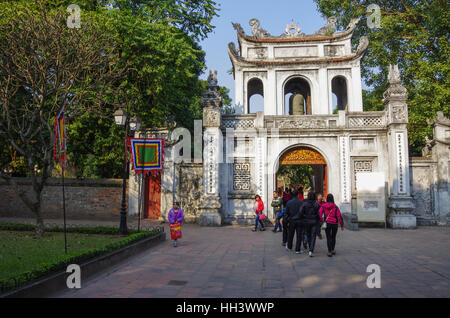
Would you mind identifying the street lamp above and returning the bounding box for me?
[114,108,140,236]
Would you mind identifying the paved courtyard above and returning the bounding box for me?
[49,223,450,298]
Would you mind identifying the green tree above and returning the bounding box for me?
[277,165,314,190]
[314,0,449,154]
[65,1,220,178]
[0,1,125,236]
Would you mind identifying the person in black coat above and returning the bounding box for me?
[284,190,305,253]
[299,191,321,257]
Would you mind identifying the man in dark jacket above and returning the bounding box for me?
[299,191,321,257]
[284,190,304,253]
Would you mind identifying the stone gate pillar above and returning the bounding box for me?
[430,112,450,224]
[384,65,416,228]
[198,71,223,226]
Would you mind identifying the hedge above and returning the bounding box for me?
[0,223,162,294]
[0,222,144,234]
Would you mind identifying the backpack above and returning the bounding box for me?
[303,201,319,221]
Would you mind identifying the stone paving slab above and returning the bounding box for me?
[48,224,450,298]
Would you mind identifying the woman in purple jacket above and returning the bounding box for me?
[168,202,184,247]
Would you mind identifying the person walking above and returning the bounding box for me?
[282,188,291,209]
[316,193,325,240]
[297,186,304,200]
[271,191,283,232]
[284,190,305,254]
[168,202,184,247]
[319,193,344,257]
[299,191,321,257]
[252,195,265,232]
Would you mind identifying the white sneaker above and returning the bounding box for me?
[309,251,313,257]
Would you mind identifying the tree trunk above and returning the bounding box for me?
[34,209,45,237]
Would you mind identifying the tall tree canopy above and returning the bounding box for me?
[314,0,449,154]
[1,0,220,179]
[0,0,125,235]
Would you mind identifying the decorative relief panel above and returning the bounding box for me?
[395,132,407,194]
[233,161,251,191]
[248,47,268,59]
[276,118,326,129]
[324,45,345,57]
[280,147,326,165]
[274,46,318,58]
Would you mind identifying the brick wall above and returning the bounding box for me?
[0,178,128,220]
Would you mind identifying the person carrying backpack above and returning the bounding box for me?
[319,193,344,257]
[298,191,321,257]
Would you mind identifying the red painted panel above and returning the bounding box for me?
[144,173,161,219]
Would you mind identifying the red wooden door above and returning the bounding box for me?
[144,173,161,219]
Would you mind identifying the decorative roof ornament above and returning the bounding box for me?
[249,18,271,38]
[314,16,337,36]
[383,64,408,101]
[232,22,246,37]
[387,64,402,84]
[281,20,305,38]
[355,36,369,54]
[346,17,361,31]
[207,69,218,87]
[203,70,222,108]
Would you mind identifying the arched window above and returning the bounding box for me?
[284,77,311,115]
[247,78,264,113]
[331,76,348,113]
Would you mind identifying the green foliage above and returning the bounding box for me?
[314,0,450,154]
[0,0,220,178]
[277,165,314,189]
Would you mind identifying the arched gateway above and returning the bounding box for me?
[129,18,419,229]
[276,146,328,199]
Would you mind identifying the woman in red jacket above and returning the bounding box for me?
[319,193,344,257]
[252,195,265,232]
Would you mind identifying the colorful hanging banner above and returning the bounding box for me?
[129,138,165,173]
[54,105,67,167]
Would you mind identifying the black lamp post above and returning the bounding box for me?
[114,109,141,236]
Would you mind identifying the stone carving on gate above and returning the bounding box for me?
[314,16,337,35]
[383,64,408,101]
[277,119,326,129]
[233,162,251,191]
[345,17,361,31]
[392,105,407,122]
[355,36,369,55]
[280,147,326,165]
[281,20,305,38]
[203,107,221,127]
[249,18,271,38]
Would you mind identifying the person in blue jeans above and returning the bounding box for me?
[252,195,265,232]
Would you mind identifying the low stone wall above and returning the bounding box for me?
[0,178,127,220]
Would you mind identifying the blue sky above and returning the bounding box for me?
[199,0,328,105]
